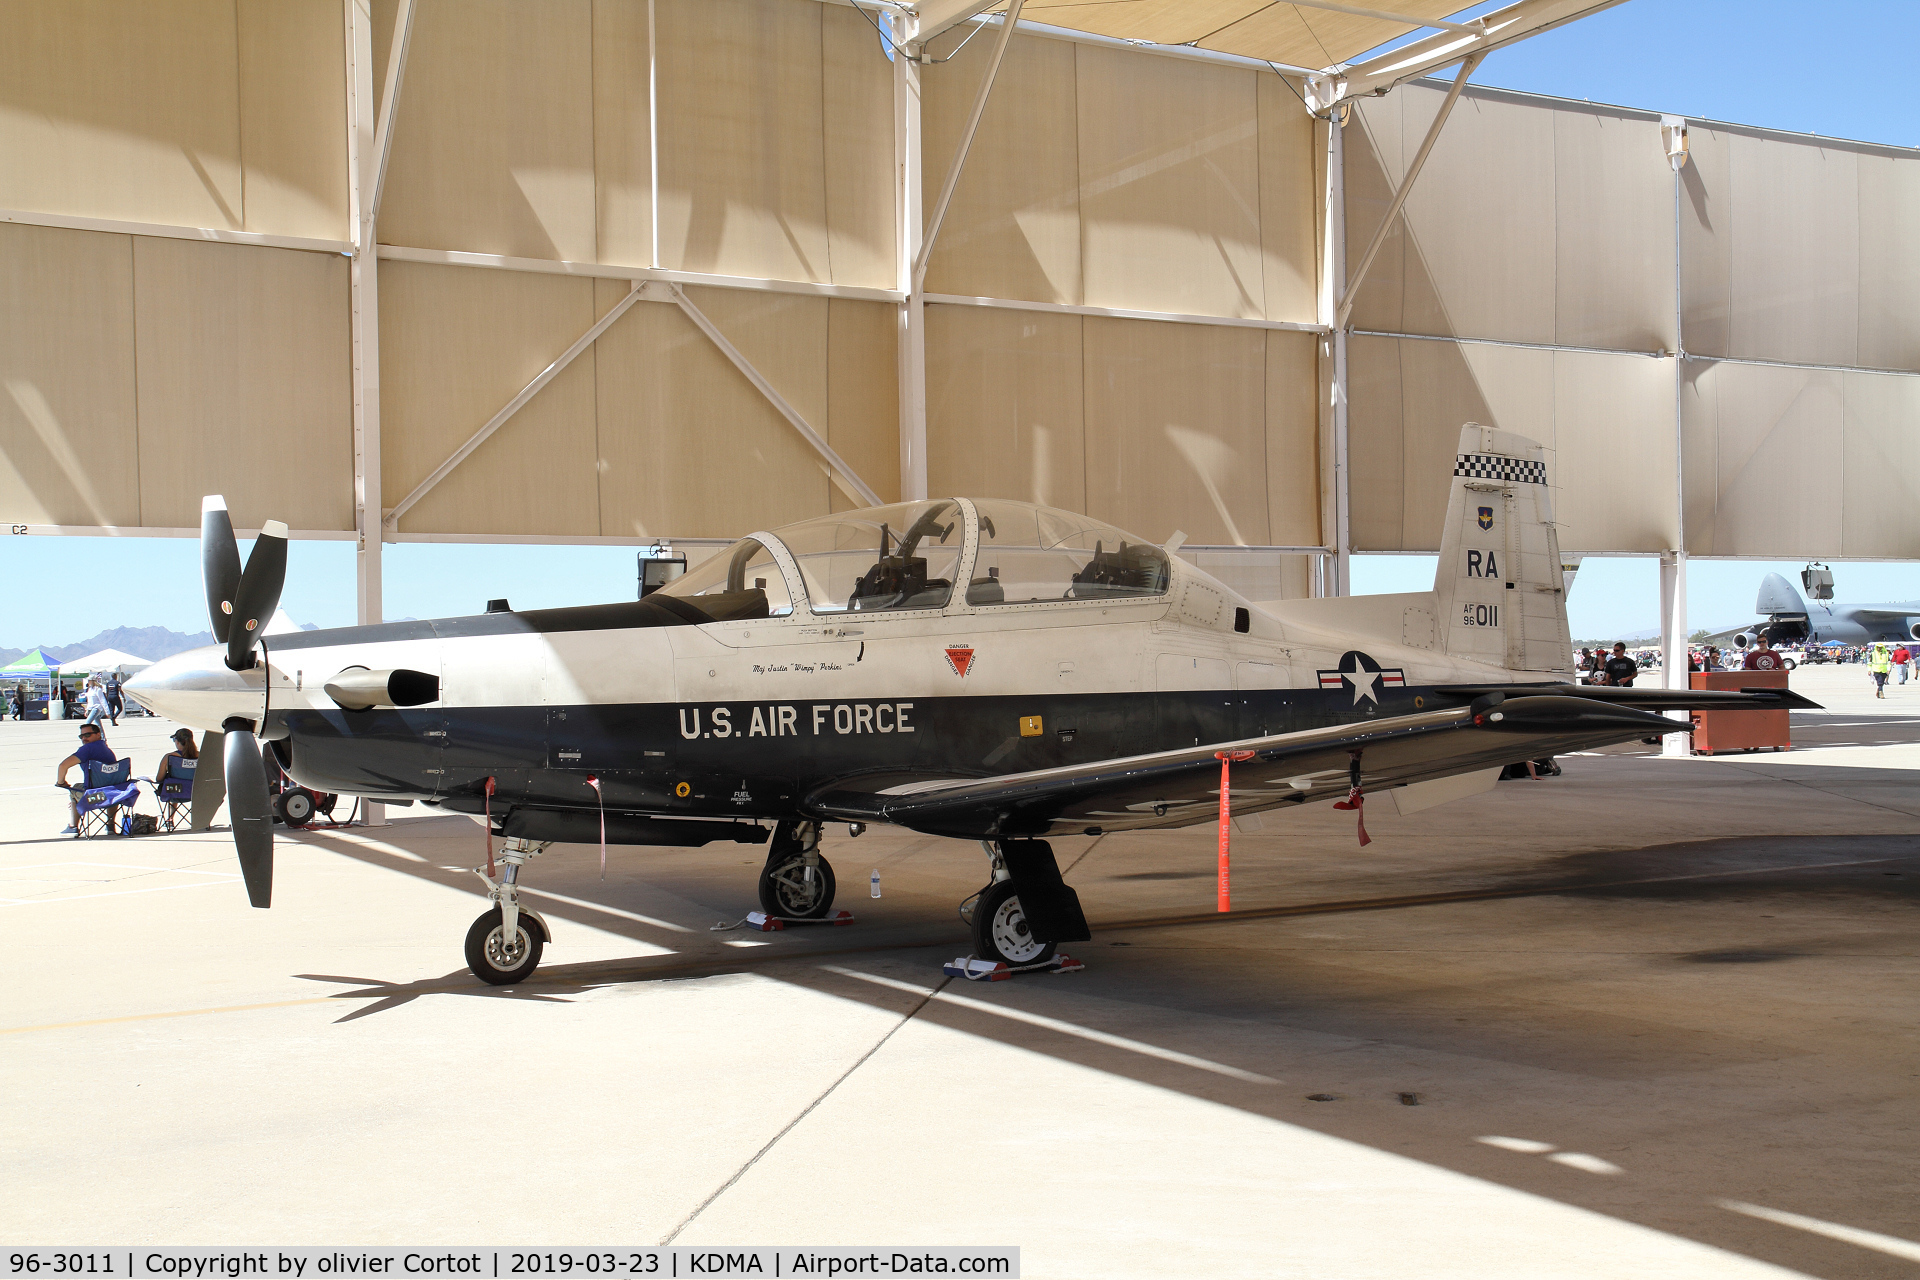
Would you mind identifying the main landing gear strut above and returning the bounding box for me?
[963,839,1092,966]
[467,838,553,985]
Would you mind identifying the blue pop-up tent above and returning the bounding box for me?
[0,648,60,717]
[0,648,58,678]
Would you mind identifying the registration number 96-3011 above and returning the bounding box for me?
[1461,604,1499,628]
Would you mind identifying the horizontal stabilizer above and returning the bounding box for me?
[1434,682,1823,711]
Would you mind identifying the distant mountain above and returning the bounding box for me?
[0,625,215,669]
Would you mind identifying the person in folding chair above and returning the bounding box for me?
[56,723,139,836]
[151,728,199,832]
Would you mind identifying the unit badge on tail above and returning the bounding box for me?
[1318,650,1406,705]
[1477,505,1494,530]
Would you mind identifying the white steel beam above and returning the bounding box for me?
[1328,115,1350,596]
[1333,50,1481,332]
[913,0,1023,289]
[345,0,385,826]
[1306,0,1625,113]
[368,0,415,224]
[926,293,1324,333]
[375,244,906,302]
[670,285,885,509]
[0,208,348,255]
[384,282,648,531]
[896,8,929,502]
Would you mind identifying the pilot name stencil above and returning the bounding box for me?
[679,702,916,740]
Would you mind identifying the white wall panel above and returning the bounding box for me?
[921,31,1082,304]
[1841,372,1920,558]
[134,239,352,532]
[655,0,829,283]
[0,1,243,231]
[1396,85,1556,345]
[596,285,832,540]
[1857,152,1920,372]
[380,0,597,262]
[1552,107,1674,354]
[1083,316,1269,546]
[379,260,599,537]
[0,224,138,527]
[1075,47,1264,319]
[1682,360,1843,558]
[925,305,1086,511]
[1726,133,1858,369]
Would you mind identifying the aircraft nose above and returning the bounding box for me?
[126,646,266,732]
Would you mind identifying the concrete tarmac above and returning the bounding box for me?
[2,666,1916,1277]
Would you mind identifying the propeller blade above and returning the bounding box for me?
[224,724,273,908]
[190,729,226,831]
[226,519,289,671]
[202,496,241,645]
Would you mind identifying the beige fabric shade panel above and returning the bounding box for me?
[984,0,1485,69]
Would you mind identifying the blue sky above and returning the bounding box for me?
[3,0,1916,650]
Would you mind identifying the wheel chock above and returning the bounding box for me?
[728,909,857,933]
[942,953,1085,981]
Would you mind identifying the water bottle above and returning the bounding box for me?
[869,869,881,898]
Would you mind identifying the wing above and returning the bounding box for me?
[808,693,1683,841]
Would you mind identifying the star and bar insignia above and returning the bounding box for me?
[1317,650,1406,705]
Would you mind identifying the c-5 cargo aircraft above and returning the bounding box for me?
[129,425,1814,985]
[1724,571,1920,649]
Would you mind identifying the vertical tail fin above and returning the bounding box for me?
[1432,424,1571,673]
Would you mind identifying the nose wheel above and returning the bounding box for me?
[758,820,837,918]
[467,838,551,985]
[465,906,546,985]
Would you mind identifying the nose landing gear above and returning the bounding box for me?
[467,838,552,985]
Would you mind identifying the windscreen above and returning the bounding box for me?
[655,538,793,621]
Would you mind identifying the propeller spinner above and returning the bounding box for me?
[199,495,288,907]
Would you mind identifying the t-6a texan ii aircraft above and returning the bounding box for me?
[129,425,1814,985]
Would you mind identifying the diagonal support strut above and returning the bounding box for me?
[1334,51,1483,332]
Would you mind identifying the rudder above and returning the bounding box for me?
[1432,424,1571,673]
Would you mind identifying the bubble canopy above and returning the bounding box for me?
[658,499,1170,621]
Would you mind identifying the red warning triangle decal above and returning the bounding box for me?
[945,646,974,677]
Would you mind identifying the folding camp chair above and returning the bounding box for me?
[155,757,196,832]
[73,758,140,838]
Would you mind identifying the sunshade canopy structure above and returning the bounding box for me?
[55,649,154,677]
[907,0,1628,110]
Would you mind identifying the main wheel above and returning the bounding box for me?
[465,907,546,985]
[274,788,315,827]
[758,850,837,919]
[971,879,1056,968]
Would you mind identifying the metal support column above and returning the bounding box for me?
[1661,550,1690,755]
[1328,111,1350,596]
[345,0,400,824]
[894,10,927,503]
[1661,128,1692,757]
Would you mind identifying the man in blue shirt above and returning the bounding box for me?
[55,723,118,834]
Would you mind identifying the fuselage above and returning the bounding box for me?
[130,499,1556,838]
